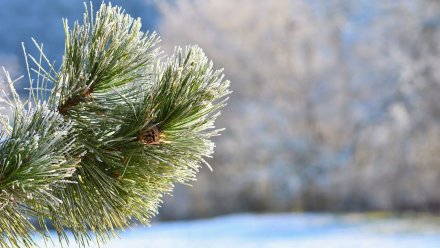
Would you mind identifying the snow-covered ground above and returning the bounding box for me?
[38,213,440,248]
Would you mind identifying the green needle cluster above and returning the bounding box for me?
[0,3,230,247]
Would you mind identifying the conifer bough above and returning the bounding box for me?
[0,3,230,247]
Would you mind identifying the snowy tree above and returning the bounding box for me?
[158,0,440,215]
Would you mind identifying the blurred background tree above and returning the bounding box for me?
[157,0,440,218]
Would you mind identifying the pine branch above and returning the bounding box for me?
[0,2,230,247]
[0,95,79,248]
[55,2,159,115]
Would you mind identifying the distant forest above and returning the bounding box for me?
[2,0,440,220]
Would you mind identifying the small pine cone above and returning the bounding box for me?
[112,170,122,181]
[139,126,161,145]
